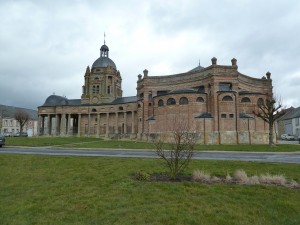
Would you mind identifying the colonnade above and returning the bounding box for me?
[38,111,136,137]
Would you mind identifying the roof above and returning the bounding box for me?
[0,104,38,120]
[41,95,137,107]
[188,65,204,72]
[278,106,300,121]
[92,56,117,70]
[111,96,137,104]
[195,112,213,118]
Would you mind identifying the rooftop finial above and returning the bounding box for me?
[104,32,106,45]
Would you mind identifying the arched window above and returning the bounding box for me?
[257,98,264,106]
[119,106,123,110]
[92,108,97,112]
[222,95,233,101]
[158,99,164,107]
[138,104,141,108]
[196,97,205,102]
[241,97,251,103]
[179,97,188,105]
[167,98,176,105]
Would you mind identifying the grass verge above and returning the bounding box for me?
[5,136,300,152]
[0,155,300,225]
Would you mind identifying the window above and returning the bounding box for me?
[92,108,97,112]
[296,118,300,126]
[195,86,205,93]
[219,83,232,91]
[138,104,141,108]
[158,99,164,107]
[196,97,205,102]
[96,85,100,94]
[119,106,123,110]
[107,86,111,94]
[229,114,234,118]
[241,97,251,103]
[148,103,152,106]
[222,96,233,101]
[179,97,188,105]
[167,98,176,105]
[221,114,226,118]
[257,98,264,106]
[92,85,96,94]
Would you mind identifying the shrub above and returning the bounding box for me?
[134,170,150,181]
[192,170,211,182]
[233,169,248,183]
[247,175,260,185]
[271,175,287,186]
[225,173,232,182]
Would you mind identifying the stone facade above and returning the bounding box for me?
[38,43,273,144]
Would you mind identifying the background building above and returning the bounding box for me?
[0,105,38,136]
[38,43,273,144]
[276,106,300,139]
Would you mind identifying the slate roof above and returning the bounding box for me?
[111,96,137,104]
[0,104,38,120]
[42,95,137,107]
[278,106,300,121]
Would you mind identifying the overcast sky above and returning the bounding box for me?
[1,0,300,110]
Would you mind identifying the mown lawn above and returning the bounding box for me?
[0,155,299,225]
[5,136,300,152]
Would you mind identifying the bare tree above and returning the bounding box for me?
[152,115,199,179]
[15,110,30,134]
[253,94,284,146]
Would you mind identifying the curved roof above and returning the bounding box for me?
[43,95,68,106]
[92,57,117,70]
[100,44,109,51]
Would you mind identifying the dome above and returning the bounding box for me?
[43,95,68,106]
[100,44,109,51]
[92,57,117,70]
[92,43,117,70]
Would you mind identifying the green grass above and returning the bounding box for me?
[0,155,299,225]
[5,137,300,152]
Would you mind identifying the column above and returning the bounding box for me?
[61,114,66,136]
[124,112,127,134]
[88,113,91,136]
[55,114,59,136]
[115,112,118,134]
[77,114,81,137]
[106,113,109,136]
[97,113,100,138]
[47,114,51,135]
[38,115,42,135]
[68,114,72,135]
[131,111,135,133]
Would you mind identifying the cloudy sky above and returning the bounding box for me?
[1,0,300,110]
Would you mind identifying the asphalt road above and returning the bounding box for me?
[1,147,300,164]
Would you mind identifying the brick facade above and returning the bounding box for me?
[38,43,273,144]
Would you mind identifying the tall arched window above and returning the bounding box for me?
[167,98,176,105]
[158,99,164,107]
[241,97,251,103]
[222,95,233,101]
[257,98,264,106]
[196,97,205,102]
[179,97,188,105]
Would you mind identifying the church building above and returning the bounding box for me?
[38,41,273,144]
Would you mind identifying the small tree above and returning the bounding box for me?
[253,94,284,146]
[15,110,30,133]
[152,115,199,179]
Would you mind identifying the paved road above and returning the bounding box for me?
[1,147,300,164]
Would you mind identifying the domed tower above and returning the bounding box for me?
[81,40,122,104]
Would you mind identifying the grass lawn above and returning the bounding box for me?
[5,136,300,152]
[0,155,299,225]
